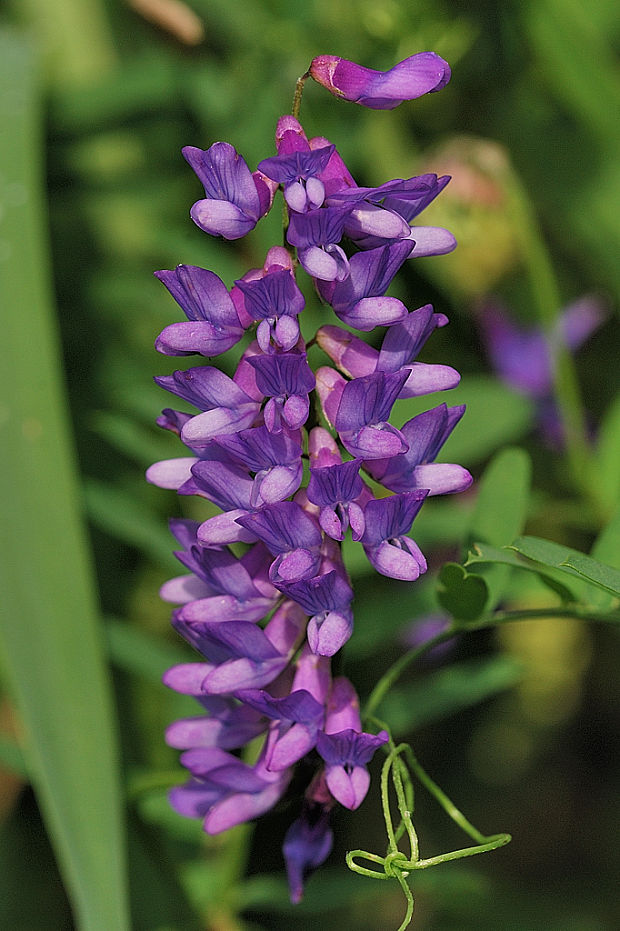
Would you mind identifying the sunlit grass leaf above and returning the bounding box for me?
[84,478,177,568]
[0,30,129,930]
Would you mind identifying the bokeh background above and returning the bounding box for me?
[1,0,619,928]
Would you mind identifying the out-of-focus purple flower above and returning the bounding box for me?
[478,296,608,399]
[154,265,245,357]
[316,241,413,330]
[183,142,276,239]
[234,267,305,353]
[309,53,451,109]
[401,613,456,662]
[168,726,292,834]
[365,403,473,495]
[283,802,334,903]
[247,351,316,433]
[360,491,428,580]
[334,370,410,459]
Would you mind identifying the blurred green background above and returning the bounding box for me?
[0,0,618,928]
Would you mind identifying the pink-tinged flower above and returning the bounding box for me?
[316,678,388,810]
[309,53,451,110]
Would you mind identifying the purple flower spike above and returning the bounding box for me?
[283,803,334,903]
[236,501,323,584]
[361,491,428,581]
[334,370,410,459]
[365,403,473,495]
[247,352,315,433]
[234,268,305,352]
[183,142,274,239]
[317,242,414,330]
[309,53,451,110]
[165,699,267,751]
[307,459,365,541]
[154,265,244,357]
[316,728,389,809]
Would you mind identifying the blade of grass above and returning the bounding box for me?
[0,31,130,931]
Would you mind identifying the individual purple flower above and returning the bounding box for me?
[360,491,428,581]
[153,265,245,357]
[334,370,410,459]
[183,142,276,239]
[316,677,388,809]
[168,726,292,834]
[287,205,352,281]
[364,403,473,495]
[185,426,303,532]
[234,267,305,353]
[166,696,268,752]
[164,598,307,695]
[283,802,334,903]
[247,351,315,433]
[327,175,455,253]
[236,500,323,584]
[317,305,460,396]
[316,241,414,330]
[307,458,365,541]
[258,144,335,212]
[279,565,354,657]
[237,647,331,770]
[154,365,261,448]
[478,296,608,399]
[309,52,451,109]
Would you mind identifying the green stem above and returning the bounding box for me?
[506,172,598,506]
[292,71,310,119]
[364,627,458,718]
[363,604,620,721]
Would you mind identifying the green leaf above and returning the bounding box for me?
[466,544,578,603]
[510,536,620,598]
[377,656,524,735]
[392,376,535,467]
[468,447,532,547]
[466,448,532,608]
[597,391,620,512]
[0,32,129,930]
[436,563,489,621]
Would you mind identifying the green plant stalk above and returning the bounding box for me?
[506,172,601,510]
[364,604,620,720]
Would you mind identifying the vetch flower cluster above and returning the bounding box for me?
[148,52,471,902]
